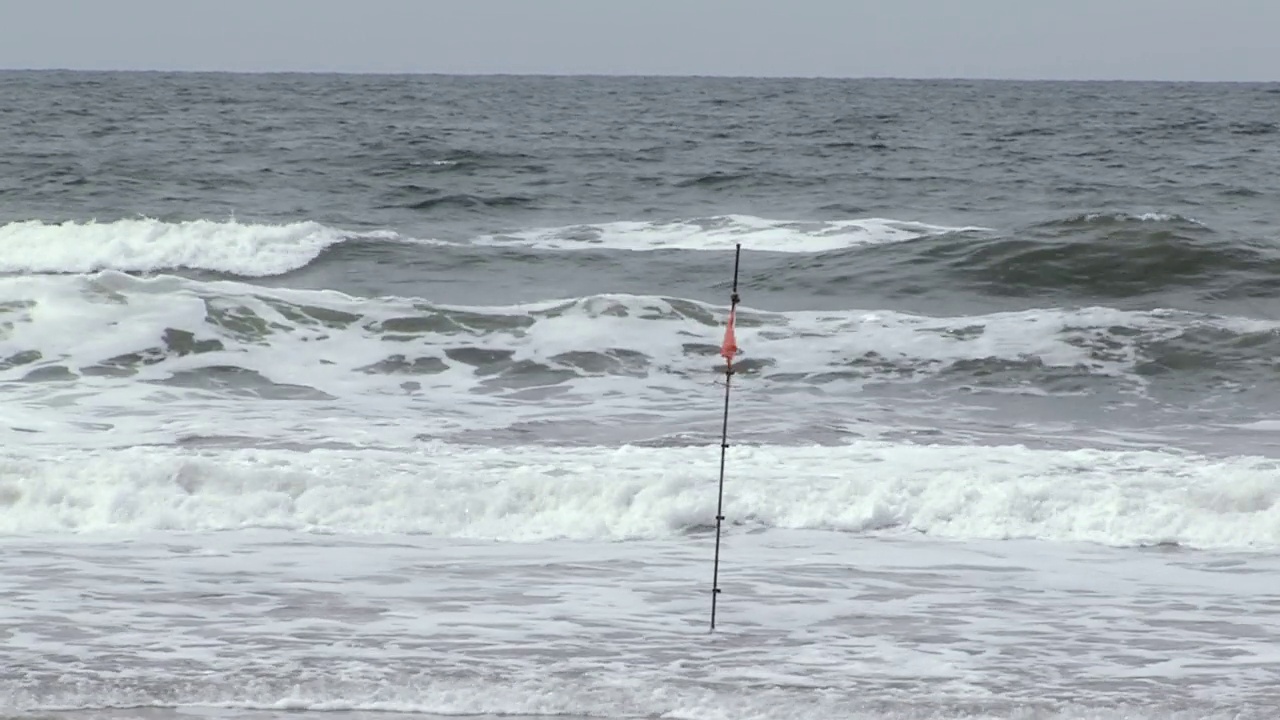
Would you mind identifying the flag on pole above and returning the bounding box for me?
[720,306,738,362]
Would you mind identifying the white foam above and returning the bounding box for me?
[471,214,990,252]
[1,441,1277,549]
[1,272,1270,452]
[0,218,350,276]
[7,529,1275,717]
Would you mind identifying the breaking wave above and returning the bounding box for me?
[1,272,1275,397]
[8,212,1274,307]
[2,441,1278,550]
[0,218,355,276]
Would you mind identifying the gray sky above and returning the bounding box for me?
[2,0,1277,81]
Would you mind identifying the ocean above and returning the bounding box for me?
[2,71,1280,719]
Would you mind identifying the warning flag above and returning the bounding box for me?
[720,306,738,362]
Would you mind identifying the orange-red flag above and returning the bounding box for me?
[720,306,738,362]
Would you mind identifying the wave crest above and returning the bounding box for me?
[0,218,350,276]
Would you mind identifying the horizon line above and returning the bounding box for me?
[1,67,1277,84]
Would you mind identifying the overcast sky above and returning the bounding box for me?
[1,0,1276,81]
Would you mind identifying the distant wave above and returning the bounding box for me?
[4,211,1275,303]
[0,215,990,278]
[468,214,992,252]
[397,193,536,211]
[1036,211,1206,227]
[457,210,1280,303]
[732,209,1280,301]
[933,211,1275,299]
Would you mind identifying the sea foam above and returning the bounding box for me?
[1,441,1277,549]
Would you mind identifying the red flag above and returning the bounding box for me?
[720,306,738,362]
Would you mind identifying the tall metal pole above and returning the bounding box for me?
[710,243,741,632]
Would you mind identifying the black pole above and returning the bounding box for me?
[710,243,741,632]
